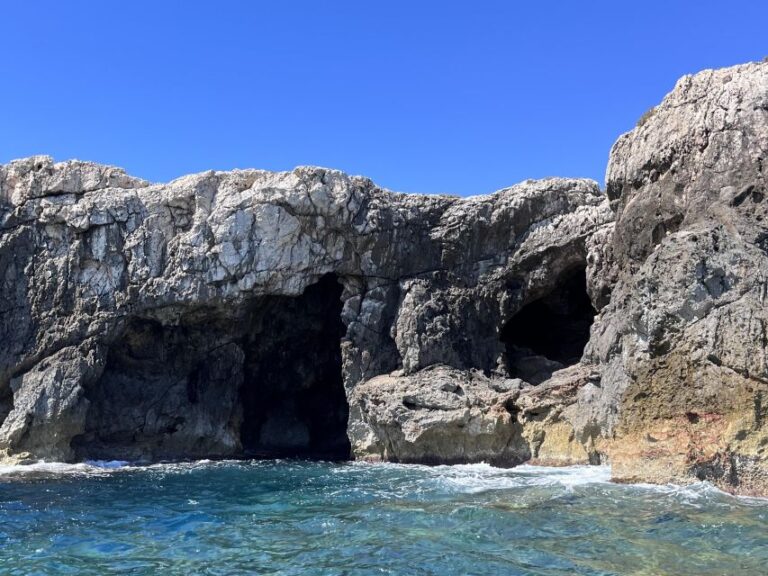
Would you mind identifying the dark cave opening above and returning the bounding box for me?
[501,268,596,384]
[72,312,248,461]
[72,274,350,462]
[0,386,12,428]
[239,274,350,460]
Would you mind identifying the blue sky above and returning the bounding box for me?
[2,2,766,195]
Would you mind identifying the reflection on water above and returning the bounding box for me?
[1,460,766,575]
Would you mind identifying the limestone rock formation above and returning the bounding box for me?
[350,365,528,466]
[583,60,768,494]
[1,58,766,495]
[0,156,609,467]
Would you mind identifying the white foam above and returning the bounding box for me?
[514,464,613,487]
[85,459,131,469]
[333,460,614,494]
[625,479,767,503]
[0,458,242,479]
[426,463,612,494]
[0,460,113,478]
[1,459,763,504]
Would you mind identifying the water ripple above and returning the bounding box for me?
[0,460,766,575]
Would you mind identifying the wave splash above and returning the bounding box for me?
[0,458,760,504]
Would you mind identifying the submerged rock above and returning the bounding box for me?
[0,58,766,495]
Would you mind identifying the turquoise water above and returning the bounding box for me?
[1,460,767,575]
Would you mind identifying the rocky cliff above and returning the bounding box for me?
[587,60,768,494]
[1,59,766,494]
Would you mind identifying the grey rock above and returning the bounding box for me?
[0,156,609,464]
[3,59,766,495]
[349,365,528,465]
[581,60,768,493]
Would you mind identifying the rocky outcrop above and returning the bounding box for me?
[0,156,609,466]
[581,60,768,494]
[350,365,527,466]
[1,58,766,495]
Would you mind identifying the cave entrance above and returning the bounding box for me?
[239,274,351,460]
[501,267,595,384]
[72,274,351,462]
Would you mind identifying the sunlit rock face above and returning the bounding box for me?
[582,60,768,494]
[1,59,765,495]
[0,153,609,466]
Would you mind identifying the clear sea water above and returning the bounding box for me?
[1,460,766,575]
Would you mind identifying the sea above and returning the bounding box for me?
[1,460,766,575]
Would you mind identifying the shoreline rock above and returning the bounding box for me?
[1,58,766,495]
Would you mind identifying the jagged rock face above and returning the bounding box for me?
[2,60,764,495]
[583,61,768,494]
[0,156,609,465]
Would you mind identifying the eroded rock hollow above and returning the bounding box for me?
[1,59,766,494]
[69,274,350,462]
[238,274,349,460]
[502,267,595,384]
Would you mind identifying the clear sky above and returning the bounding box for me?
[2,1,766,196]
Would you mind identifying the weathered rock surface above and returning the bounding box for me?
[350,365,528,465]
[1,58,766,495]
[583,60,768,494]
[0,155,609,467]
